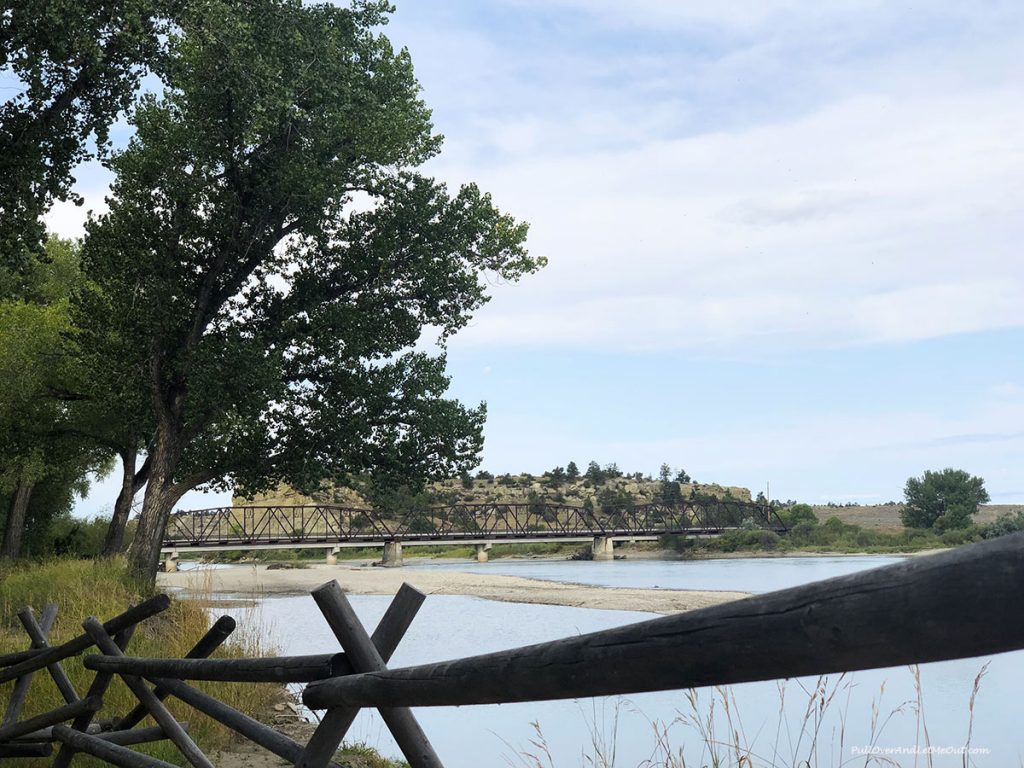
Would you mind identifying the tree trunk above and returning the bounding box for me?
[125,429,182,584]
[103,448,150,556]
[1,479,36,559]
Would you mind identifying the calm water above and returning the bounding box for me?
[216,556,1021,767]
[406,553,906,593]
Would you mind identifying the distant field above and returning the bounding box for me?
[811,503,1022,531]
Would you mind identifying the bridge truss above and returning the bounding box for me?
[163,498,786,548]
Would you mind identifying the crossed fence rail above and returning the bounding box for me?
[3,532,1024,766]
[164,498,783,547]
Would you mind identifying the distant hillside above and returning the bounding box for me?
[240,469,752,509]
[812,503,1023,531]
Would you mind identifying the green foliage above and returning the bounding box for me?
[0,235,115,557]
[674,510,996,555]
[584,461,605,484]
[657,479,683,505]
[67,0,541,578]
[981,510,1024,539]
[0,0,175,262]
[566,461,580,480]
[544,466,566,488]
[596,486,634,512]
[779,503,818,528]
[901,468,989,530]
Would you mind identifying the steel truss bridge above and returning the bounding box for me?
[163,498,786,553]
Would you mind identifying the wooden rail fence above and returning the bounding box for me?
[2,532,1024,766]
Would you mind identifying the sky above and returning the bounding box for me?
[60,0,1024,516]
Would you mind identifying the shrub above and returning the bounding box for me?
[981,510,1024,539]
[779,503,817,528]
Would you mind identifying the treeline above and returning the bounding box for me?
[665,501,1024,556]
[1,0,541,581]
[465,461,692,487]
[456,461,701,510]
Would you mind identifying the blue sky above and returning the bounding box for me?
[61,0,1024,514]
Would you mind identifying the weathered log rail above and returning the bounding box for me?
[3,532,1024,766]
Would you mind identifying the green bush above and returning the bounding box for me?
[940,526,982,547]
[779,503,818,528]
[981,510,1024,539]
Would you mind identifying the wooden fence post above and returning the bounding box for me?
[52,622,138,768]
[115,615,236,730]
[2,603,57,726]
[82,616,214,768]
[17,606,81,705]
[309,580,444,768]
[51,725,180,768]
[297,583,426,768]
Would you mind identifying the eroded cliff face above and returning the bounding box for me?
[236,475,751,508]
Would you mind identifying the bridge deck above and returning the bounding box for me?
[162,501,785,552]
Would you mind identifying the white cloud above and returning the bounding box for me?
[436,85,1024,353]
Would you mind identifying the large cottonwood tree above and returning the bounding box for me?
[79,0,541,581]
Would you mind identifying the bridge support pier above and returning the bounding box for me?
[163,551,179,573]
[381,541,403,567]
[326,546,340,565]
[475,543,492,563]
[592,536,614,561]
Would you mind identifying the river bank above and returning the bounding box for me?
[159,561,749,614]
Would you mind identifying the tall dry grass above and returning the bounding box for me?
[0,558,279,767]
[512,666,993,768]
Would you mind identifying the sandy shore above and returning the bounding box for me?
[158,562,749,615]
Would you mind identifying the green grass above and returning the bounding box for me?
[0,558,400,767]
[0,558,278,766]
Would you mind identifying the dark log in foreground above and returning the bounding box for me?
[116,615,236,730]
[51,726,179,768]
[16,721,188,745]
[17,722,104,741]
[297,583,426,768]
[0,695,101,741]
[305,533,1024,710]
[0,595,171,685]
[146,676,340,768]
[86,652,342,683]
[0,647,45,667]
[94,722,189,747]
[18,606,81,705]
[0,741,53,757]
[310,581,444,768]
[2,603,58,726]
[83,617,213,768]
[53,623,137,768]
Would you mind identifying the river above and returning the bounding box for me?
[197,556,1020,767]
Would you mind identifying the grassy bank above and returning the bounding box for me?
[664,508,1024,556]
[0,559,404,768]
